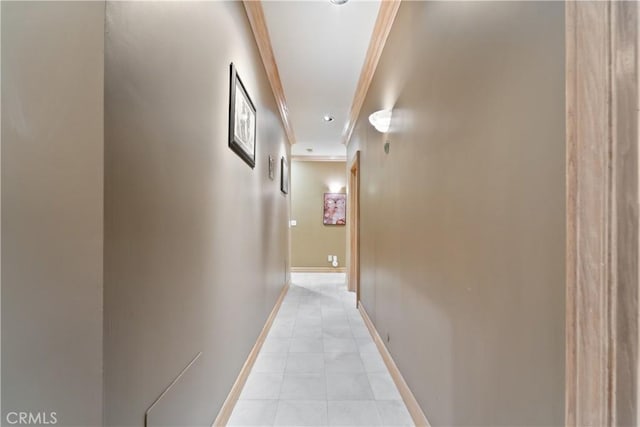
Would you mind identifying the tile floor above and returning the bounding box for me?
[228,273,414,427]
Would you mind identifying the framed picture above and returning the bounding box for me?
[228,63,256,168]
[281,156,289,194]
[268,155,275,180]
[323,193,346,225]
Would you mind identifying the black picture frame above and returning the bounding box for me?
[228,63,257,168]
[281,156,289,194]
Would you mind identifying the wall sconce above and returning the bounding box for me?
[368,110,392,133]
[328,182,344,193]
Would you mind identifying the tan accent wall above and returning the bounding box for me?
[1,2,105,425]
[291,161,346,268]
[347,2,565,425]
[104,2,290,425]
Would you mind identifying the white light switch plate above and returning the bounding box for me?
[290,220,297,226]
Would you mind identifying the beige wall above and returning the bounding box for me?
[1,2,105,425]
[291,161,346,268]
[348,2,565,425]
[104,2,290,425]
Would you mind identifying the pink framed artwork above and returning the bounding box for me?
[323,193,346,225]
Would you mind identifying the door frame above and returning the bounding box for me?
[565,1,639,425]
[348,151,361,305]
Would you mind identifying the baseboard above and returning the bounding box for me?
[291,267,347,273]
[358,303,431,427]
[212,281,290,426]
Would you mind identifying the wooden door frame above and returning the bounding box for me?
[565,1,639,425]
[348,151,361,304]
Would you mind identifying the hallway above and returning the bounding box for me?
[228,273,413,426]
[2,1,638,426]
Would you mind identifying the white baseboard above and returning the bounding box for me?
[291,267,347,273]
[358,303,431,427]
[212,282,290,426]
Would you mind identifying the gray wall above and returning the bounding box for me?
[347,2,565,425]
[1,2,105,426]
[104,2,290,426]
[291,161,346,268]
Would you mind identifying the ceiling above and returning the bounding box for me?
[261,0,380,158]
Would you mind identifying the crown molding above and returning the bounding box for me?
[342,0,401,147]
[243,1,296,145]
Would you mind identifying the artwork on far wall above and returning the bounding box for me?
[323,193,346,225]
[280,156,289,194]
[228,63,256,168]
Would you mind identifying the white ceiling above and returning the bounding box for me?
[261,0,380,158]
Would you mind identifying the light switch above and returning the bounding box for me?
[290,220,297,226]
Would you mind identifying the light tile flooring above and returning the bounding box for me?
[228,273,414,427]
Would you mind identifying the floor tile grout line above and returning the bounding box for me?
[247,273,411,426]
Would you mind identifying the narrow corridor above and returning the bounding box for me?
[228,273,413,426]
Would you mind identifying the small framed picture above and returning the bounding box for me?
[281,156,289,194]
[228,63,256,168]
[268,155,275,180]
[323,193,346,225]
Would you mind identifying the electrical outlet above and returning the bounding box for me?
[328,255,333,262]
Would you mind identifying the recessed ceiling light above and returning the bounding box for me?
[323,115,335,122]
[330,0,349,4]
